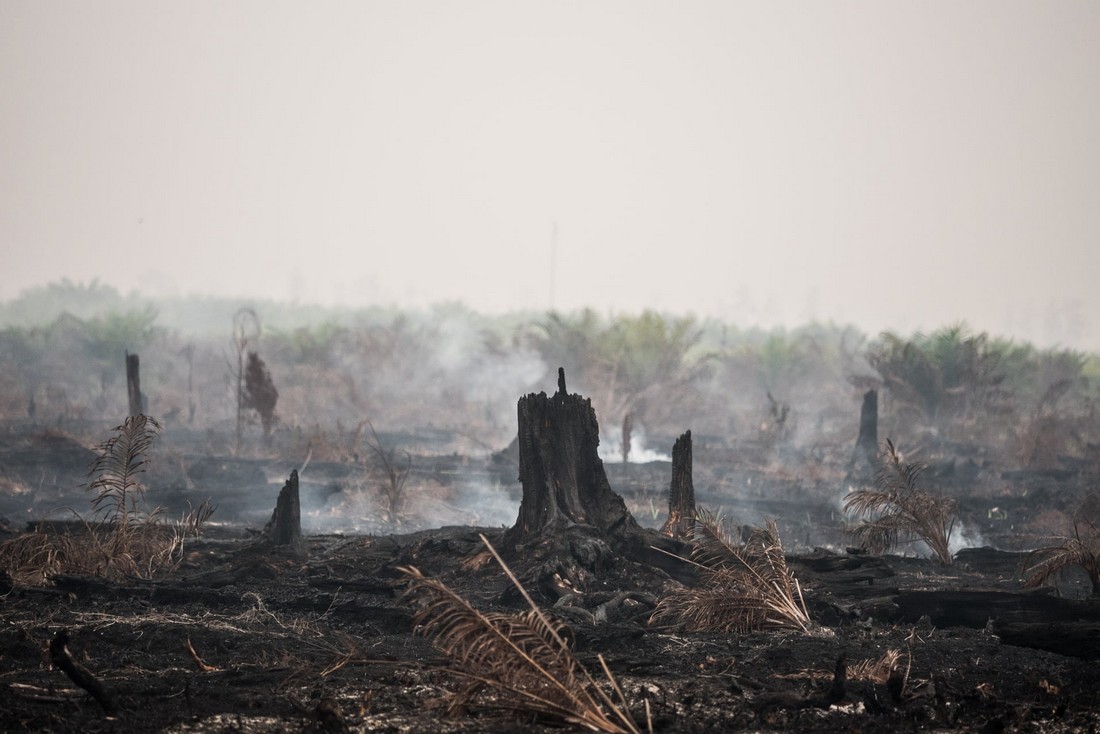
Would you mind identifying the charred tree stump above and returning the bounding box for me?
[848,390,878,477]
[504,369,640,549]
[621,412,634,464]
[125,352,143,417]
[260,470,307,557]
[660,430,697,539]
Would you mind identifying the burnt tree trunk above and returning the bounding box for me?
[661,430,696,539]
[850,390,878,475]
[125,352,143,417]
[504,369,639,549]
[621,412,634,464]
[260,470,307,557]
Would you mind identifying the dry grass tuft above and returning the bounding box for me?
[649,510,812,633]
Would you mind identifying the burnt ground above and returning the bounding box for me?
[2,423,1100,733]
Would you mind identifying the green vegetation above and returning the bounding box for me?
[0,280,1096,472]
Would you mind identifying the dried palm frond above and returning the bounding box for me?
[650,510,811,633]
[844,440,956,564]
[1021,493,1100,595]
[779,648,906,685]
[0,418,215,585]
[86,415,161,529]
[848,648,906,684]
[399,535,640,734]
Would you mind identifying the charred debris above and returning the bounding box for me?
[4,369,1100,733]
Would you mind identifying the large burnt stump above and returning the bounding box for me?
[505,370,639,548]
[660,430,696,539]
[499,370,692,601]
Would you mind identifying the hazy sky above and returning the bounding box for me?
[2,1,1099,349]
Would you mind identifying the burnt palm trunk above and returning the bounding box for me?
[125,352,143,417]
[660,430,696,539]
[260,470,307,558]
[850,390,878,474]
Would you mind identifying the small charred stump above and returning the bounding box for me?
[505,369,640,549]
[621,412,634,464]
[259,470,307,558]
[125,351,143,417]
[660,430,696,539]
[848,389,878,478]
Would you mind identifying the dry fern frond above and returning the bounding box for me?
[399,535,639,733]
[650,510,811,633]
[844,440,956,564]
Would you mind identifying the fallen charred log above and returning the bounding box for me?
[993,621,1100,659]
[893,588,1100,628]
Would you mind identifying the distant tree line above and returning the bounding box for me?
[0,281,1097,468]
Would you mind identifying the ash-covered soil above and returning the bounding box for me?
[2,423,1100,733]
[3,526,1100,734]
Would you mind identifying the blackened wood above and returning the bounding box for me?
[660,430,696,539]
[50,630,117,715]
[789,552,896,586]
[262,470,307,557]
[126,352,142,417]
[852,389,878,469]
[893,588,1100,628]
[505,371,640,548]
[621,412,634,464]
[993,621,1100,660]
